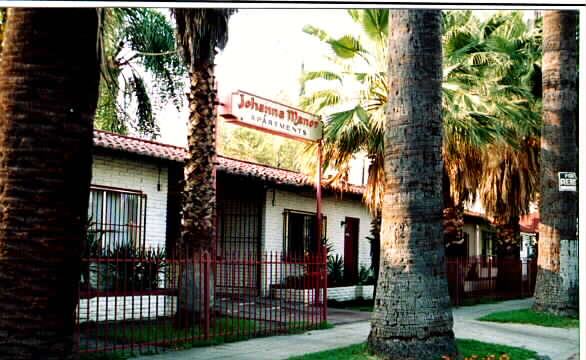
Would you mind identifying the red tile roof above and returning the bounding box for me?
[93,130,364,195]
[519,212,539,233]
[463,210,494,223]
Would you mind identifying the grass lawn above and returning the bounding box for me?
[287,339,538,360]
[95,317,259,346]
[478,308,579,328]
[80,319,333,360]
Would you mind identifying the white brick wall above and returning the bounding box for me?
[262,189,373,268]
[327,285,374,302]
[77,295,177,323]
[260,188,373,294]
[91,154,168,248]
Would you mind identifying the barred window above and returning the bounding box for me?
[88,186,147,250]
[283,209,327,256]
[482,230,495,257]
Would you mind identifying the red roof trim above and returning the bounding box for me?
[94,129,186,151]
[93,129,364,195]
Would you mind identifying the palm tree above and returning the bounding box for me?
[96,8,185,139]
[172,8,235,254]
[0,8,100,359]
[300,10,542,259]
[366,10,458,358]
[473,12,543,258]
[171,8,236,325]
[532,10,578,317]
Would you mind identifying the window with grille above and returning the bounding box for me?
[482,230,495,257]
[283,209,327,256]
[87,186,147,251]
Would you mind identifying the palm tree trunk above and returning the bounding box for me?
[533,11,578,317]
[181,67,217,254]
[177,66,217,326]
[0,8,99,359]
[368,10,457,359]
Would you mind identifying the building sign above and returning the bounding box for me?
[219,90,323,143]
[558,172,577,191]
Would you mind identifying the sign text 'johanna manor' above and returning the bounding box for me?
[220,90,323,142]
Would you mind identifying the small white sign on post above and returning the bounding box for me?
[558,172,577,191]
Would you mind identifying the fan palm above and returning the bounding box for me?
[96,8,185,139]
[300,10,542,255]
[473,12,542,256]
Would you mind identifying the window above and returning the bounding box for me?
[481,230,495,257]
[88,186,147,251]
[283,210,327,256]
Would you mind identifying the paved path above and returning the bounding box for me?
[137,298,579,360]
[452,298,579,360]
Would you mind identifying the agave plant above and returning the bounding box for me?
[327,254,344,286]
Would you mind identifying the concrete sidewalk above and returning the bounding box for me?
[137,298,579,360]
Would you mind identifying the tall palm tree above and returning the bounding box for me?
[171,8,236,326]
[0,8,100,359]
[532,10,578,317]
[172,8,235,254]
[96,8,185,139]
[367,10,458,358]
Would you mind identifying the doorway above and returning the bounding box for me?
[344,217,359,283]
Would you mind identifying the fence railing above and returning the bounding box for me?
[446,256,537,306]
[76,249,328,354]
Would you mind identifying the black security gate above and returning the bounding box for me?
[215,175,264,295]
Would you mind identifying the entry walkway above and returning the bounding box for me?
[137,298,579,360]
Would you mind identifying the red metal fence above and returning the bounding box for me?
[76,248,327,354]
[446,256,537,305]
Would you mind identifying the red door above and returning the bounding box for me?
[344,217,359,283]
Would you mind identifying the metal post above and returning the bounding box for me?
[203,251,211,339]
[316,140,323,250]
[315,140,326,323]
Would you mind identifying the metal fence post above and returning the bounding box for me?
[203,251,211,339]
[322,246,328,323]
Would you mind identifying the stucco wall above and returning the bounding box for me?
[91,154,169,248]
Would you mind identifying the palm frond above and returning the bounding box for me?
[302,70,343,83]
[172,8,236,69]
